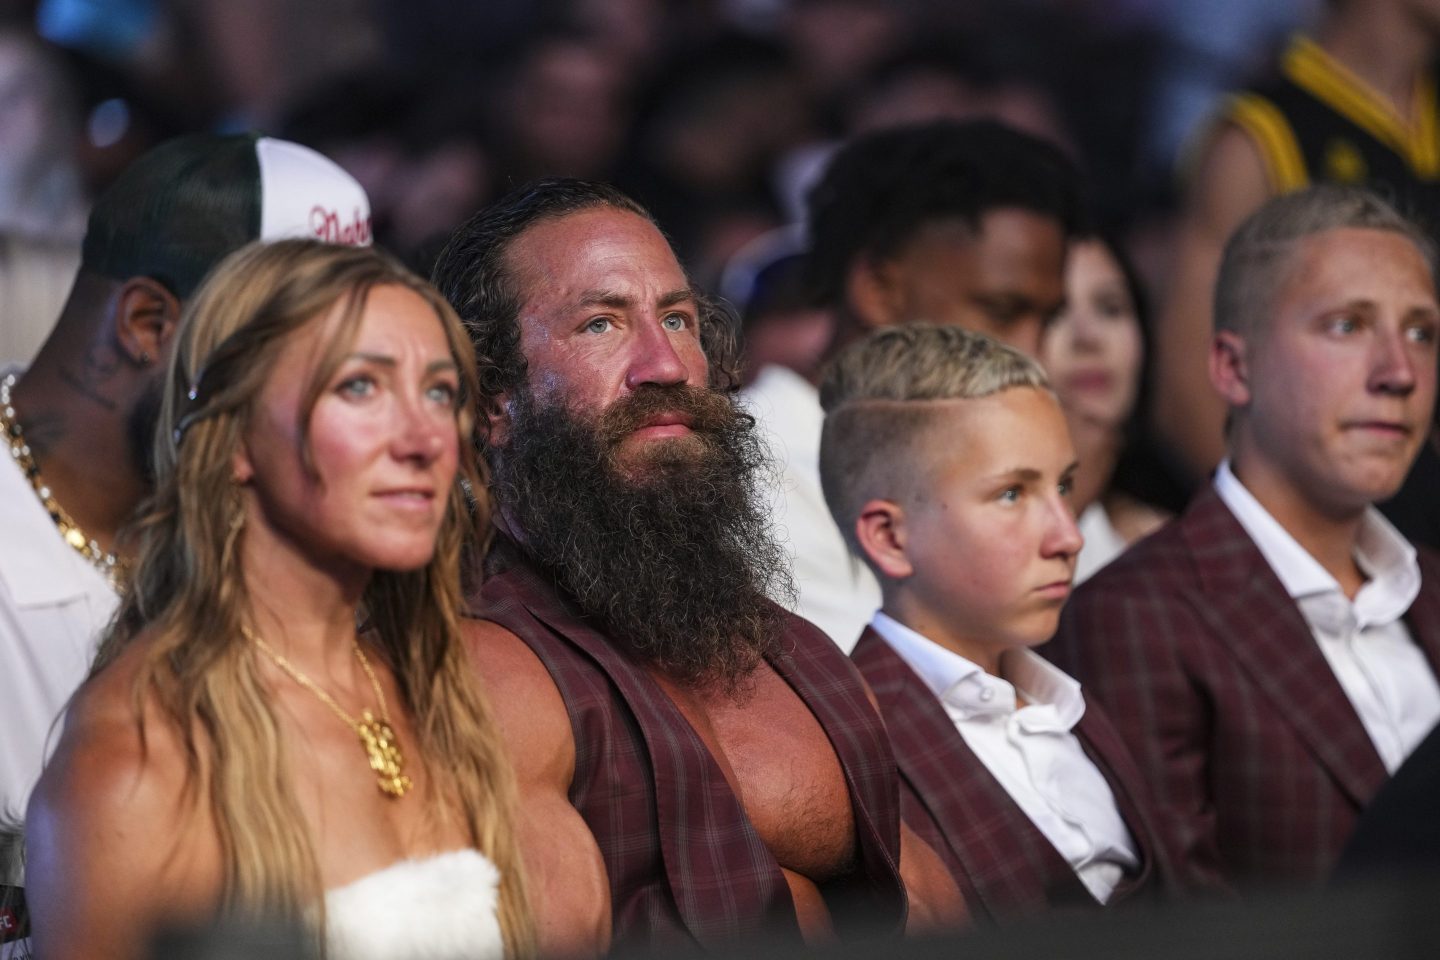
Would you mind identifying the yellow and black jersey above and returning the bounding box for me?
[1219,34,1440,230]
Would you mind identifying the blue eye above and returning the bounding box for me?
[999,486,1021,503]
[662,313,687,332]
[1058,479,1073,497]
[586,317,613,334]
[1328,315,1360,335]
[339,375,375,398]
[426,382,458,406]
[1407,323,1438,344]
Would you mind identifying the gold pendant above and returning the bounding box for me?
[357,710,412,798]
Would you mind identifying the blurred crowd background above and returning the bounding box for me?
[0,0,1318,382]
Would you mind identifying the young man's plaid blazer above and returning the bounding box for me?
[1046,485,1440,891]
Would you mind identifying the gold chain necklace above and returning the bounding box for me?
[0,372,125,590]
[245,626,413,798]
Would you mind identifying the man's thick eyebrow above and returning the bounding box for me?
[576,288,697,309]
[658,288,698,309]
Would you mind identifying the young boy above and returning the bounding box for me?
[819,324,1180,925]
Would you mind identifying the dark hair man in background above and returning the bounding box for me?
[743,119,1083,653]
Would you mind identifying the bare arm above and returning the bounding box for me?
[898,821,968,933]
[25,672,221,960]
[1153,122,1273,482]
[463,619,611,958]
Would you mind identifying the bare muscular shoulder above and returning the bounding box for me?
[25,640,223,960]
[461,617,611,957]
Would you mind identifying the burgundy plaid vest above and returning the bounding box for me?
[472,557,907,954]
[853,628,1177,926]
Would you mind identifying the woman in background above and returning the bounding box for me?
[1041,234,1171,584]
[25,239,533,960]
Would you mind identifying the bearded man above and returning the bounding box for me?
[432,179,964,957]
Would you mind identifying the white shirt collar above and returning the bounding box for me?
[1212,459,1419,625]
[870,610,1085,728]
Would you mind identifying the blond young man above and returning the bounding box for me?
[819,325,1183,925]
[1049,185,1440,891]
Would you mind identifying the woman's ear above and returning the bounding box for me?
[231,444,255,485]
[855,498,913,580]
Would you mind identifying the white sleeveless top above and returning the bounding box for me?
[325,849,503,960]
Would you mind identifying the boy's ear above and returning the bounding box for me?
[855,498,913,580]
[1209,330,1252,407]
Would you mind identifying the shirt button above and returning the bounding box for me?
[979,688,995,702]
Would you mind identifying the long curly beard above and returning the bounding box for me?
[490,383,795,687]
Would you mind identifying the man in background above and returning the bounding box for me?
[745,119,1083,651]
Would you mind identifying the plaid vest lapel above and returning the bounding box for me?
[483,556,907,948]
[1183,489,1389,806]
[765,623,908,936]
[504,566,802,949]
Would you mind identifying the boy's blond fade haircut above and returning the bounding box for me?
[818,324,1051,562]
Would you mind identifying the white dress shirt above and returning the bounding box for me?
[1214,460,1440,773]
[741,365,881,652]
[1075,502,1129,586]
[870,611,1139,903]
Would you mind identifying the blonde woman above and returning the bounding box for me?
[24,239,533,960]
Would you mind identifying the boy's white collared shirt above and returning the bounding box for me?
[870,611,1139,904]
[1213,459,1440,773]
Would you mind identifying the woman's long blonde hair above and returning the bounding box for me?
[93,238,533,956]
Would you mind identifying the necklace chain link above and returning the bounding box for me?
[0,372,126,589]
[246,626,413,799]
